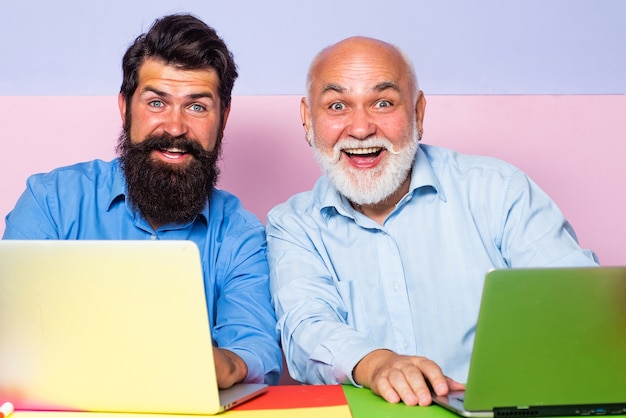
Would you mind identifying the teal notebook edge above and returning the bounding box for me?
[343,385,456,418]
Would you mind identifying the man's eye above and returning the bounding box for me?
[190,103,206,112]
[330,102,345,111]
[149,100,164,108]
[375,100,392,108]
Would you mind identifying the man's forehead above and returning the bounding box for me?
[311,61,408,98]
[310,45,409,92]
[137,59,219,85]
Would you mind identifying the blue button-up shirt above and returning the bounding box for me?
[3,158,282,384]
[266,144,598,385]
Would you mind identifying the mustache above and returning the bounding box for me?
[132,134,206,159]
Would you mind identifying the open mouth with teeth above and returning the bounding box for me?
[156,147,191,162]
[342,147,385,168]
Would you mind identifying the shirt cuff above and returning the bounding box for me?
[333,340,387,386]
[228,348,265,384]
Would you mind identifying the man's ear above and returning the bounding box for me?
[415,90,426,136]
[300,97,312,145]
[118,93,127,126]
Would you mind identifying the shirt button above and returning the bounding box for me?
[403,341,409,349]
[151,235,156,240]
[392,282,399,291]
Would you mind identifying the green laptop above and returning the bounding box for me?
[434,266,626,417]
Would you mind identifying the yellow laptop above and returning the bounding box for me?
[0,240,267,415]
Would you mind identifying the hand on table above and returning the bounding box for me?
[353,349,465,406]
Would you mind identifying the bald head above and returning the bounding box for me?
[305,36,418,102]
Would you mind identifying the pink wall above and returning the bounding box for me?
[1,95,624,265]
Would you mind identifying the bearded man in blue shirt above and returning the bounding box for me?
[266,36,597,406]
[3,14,281,388]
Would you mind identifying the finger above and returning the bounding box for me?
[413,359,450,398]
[399,366,436,406]
[387,368,424,406]
[371,375,402,404]
[445,376,467,391]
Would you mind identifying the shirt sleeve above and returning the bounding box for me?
[3,174,61,239]
[497,170,599,267]
[210,216,282,385]
[266,207,384,385]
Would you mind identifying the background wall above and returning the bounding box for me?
[1,0,624,95]
[1,0,624,264]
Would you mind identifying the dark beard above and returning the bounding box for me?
[117,131,221,227]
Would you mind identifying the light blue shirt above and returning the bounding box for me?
[3,158,282,385]
[266,144,598,385]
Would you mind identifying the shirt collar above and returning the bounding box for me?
[408,145,446,202]
[107,160,127,211]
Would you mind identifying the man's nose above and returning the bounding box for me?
[162,108,188,137]
[346,107,376,140]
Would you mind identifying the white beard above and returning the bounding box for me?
[311,127,419,206]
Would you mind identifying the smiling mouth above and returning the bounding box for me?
[158,147,189,160]
[343,147,384,157]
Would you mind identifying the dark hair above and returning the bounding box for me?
[120,14,238,119]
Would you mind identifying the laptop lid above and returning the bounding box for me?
[0,240,266,415]
[434,267,626,417]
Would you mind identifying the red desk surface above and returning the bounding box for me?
[232,385,348,410]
